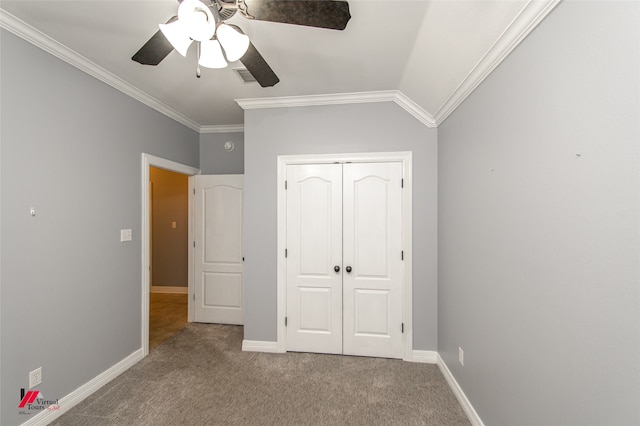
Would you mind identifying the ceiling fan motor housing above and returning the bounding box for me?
[215,0,239,21]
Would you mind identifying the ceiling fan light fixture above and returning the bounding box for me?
[159,20,193,57]
[199,39,228,69]
[216,23,250,62]
[178,0,217,42]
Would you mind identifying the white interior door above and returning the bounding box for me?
[194,175,243,324]
[342,163,404,358]
[286,164,343,354]
[285,162,403,358]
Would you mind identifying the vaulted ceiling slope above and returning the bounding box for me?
[0,1,559,132]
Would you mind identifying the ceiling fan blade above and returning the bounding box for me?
[131,17,177,66]
[240,42,280,87]
[243,0,351,30]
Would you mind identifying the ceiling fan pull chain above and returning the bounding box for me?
[196,42,202,78]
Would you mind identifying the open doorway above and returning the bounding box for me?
[149,166,189,351]
[141,154,200,356]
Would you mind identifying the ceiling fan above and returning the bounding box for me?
[132,0,351,87]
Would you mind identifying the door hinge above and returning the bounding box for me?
[193,241,196,248]
[402,323,404,333]
[401,250,404,261]
[285,248,288,258]
[193,293,196,301]
[401,178,404,188]
[285,316,288,326]
[285,180,288,190]
[193,188,196,195]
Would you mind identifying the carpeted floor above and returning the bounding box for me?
[52,324,470,425]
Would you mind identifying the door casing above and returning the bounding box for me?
[276,152,413,359]
[141,153,200,356]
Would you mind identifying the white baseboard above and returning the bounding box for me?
[242,340,282,353]
[20,348,144,426]
[242,343,439,363]
[150,285,188,294]
[436,354,484,426]
[409,350,438,364]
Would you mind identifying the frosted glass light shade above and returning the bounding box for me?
[159,20,193,57]
[178,0,216,42]
[199,39,228,69]
[216,24,250,62]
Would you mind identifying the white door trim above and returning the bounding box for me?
[276,151,413,359]
[141,153,200,356]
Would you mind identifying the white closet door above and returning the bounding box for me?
[194,175,244,324]
[285,162,404,358]
[286,164,343,354]
[342,162,404,358]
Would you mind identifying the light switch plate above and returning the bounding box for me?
[120,229,132,242]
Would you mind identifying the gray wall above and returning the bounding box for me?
[438,1,639,425]
[0,30,199,426]
[150,167,189,287]
[243,102,438,350]
[199,132,244,174]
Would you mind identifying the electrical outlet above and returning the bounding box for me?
[29,367,42,389]
[458,347,464,366]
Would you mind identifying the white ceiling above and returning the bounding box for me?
[0,0,556,131]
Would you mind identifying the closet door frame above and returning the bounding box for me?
[276,152,413,360]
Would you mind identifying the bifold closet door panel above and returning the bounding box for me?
[285,164,343,354]
[342,162,404,359]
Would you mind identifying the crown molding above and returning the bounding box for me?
[433,0,561,126]
[393,91,437,128]
[236,91,397,109]
[199,124,245,133]
[0,9,202,133]
[236,90,437,128]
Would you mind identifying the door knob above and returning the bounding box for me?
[334,265,340,273]
[346,266,352,273]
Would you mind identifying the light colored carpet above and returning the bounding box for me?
[52,324,470,425]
